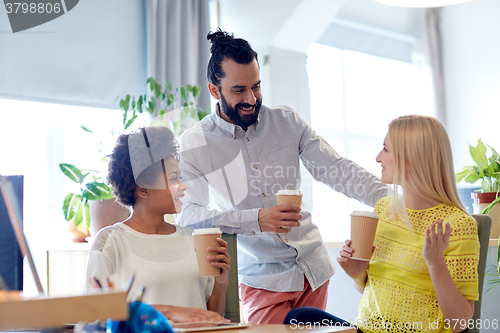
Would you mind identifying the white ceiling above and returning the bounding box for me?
[218,0,303,50]
[338,0,424,37]
[217,0,424,52]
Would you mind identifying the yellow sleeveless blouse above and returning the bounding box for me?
[355,197,479,333]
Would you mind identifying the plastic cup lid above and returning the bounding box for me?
[350,211,379,219]
[192,227,221,235]
[276,190,302,196]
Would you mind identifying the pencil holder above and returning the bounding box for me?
[106,301,174,333]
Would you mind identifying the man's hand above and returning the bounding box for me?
[153,304,231,323]
[258,204,302,233]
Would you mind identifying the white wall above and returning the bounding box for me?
[441,0,500,171]
[441,2,500,330]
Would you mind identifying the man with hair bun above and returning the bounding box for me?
[177,29,388,324]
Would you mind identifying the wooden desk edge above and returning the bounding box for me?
[206,324,357,333]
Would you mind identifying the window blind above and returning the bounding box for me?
[0,0,146,109]
[317,19,416,63]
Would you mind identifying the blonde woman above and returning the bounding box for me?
[285,115,479,333]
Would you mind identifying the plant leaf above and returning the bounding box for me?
[197,109,209,120]
[151,99,156,112]
[63,193,81,221]
[186,84,193,92]
[180,86,189,101]
[192,85,200,98]
[124,95,130,112]
[78,172,89,185]
[132,97,136,110]
[122,109,128,125]
[83,183,101,201]
[166,81,172,91]
[59,163,83,183]
[75,202,91,229]
[481,196,500,214]
[81,125,93,133]
[124,112,137,130]
[167,93,174,107]
[463,173,481,184]
[488,144,500,161]
[137,95,143,113]
[149,79,157,92]
[155,82,161,98]
[95,182,114,200]
[470,139,488,167]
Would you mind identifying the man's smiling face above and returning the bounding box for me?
[210,58,262,129]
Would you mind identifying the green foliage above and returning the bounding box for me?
[456,138,500,193]
[59,163,114,229]
[117,77,209,136]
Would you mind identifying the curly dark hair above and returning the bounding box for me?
[206,28,258,87]
[107,126,179,207]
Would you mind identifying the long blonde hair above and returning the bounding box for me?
[388,115,468,228]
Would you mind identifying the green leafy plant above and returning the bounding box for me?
[456,138,500,193]
[117,77,209,136]
[59,163,114,232]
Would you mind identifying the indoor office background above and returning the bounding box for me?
[0,0,499,330]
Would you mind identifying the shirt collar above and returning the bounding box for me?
[213,103,237,138]
[213,103,260,137]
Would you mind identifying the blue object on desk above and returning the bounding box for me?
[106,301,174,333]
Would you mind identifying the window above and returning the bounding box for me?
[0,98,141,294]
[306,43,434,242]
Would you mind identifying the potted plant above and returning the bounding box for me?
[59,163,115,241]
[117,77,209,137]
[456,138,500,238]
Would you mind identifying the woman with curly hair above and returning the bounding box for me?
[285,115,479,333]
[84,126,230,324]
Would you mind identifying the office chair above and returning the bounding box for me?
[467,214,492,333]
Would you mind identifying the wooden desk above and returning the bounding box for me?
[204,324,357,333]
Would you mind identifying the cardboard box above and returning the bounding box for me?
[0,291,128,330]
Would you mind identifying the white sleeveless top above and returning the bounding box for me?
[84,223,213,309]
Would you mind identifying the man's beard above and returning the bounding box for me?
[220,93,262,128]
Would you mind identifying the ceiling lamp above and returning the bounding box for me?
[373,0,476,8]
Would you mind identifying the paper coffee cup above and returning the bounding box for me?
[193,228,222,277]
[276,189,302,206]
[350,211,379,261]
